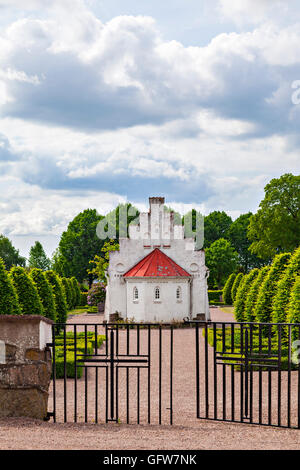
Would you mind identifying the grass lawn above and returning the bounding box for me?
[67,306,88,317]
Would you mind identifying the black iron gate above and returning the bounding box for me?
[49,322,174,425]
[192,320,300,429]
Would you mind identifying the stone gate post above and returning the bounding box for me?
[0,315,53,420]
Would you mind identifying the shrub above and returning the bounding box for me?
[272,247,300,324]
[244,266,270,322]
[231,273,244,302]
[67,278,76,309]
[54,333,105,378]
[0,257,21,315]
[87,282,106,306]
[234,268,260,322]
[61,277,72,310]
[208,290,223,304]
[223,273,236,305]
[254,253,291,324]
[45,271,68,324]
[71,277,81,306]
[29,268,57,321]
[287,276,300,325]
[9,266,43,316]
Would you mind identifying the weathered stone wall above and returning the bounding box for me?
[0,316,53,420]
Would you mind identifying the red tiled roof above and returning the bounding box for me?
[124,248,190,278]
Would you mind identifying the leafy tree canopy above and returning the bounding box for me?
[227,213,269,272]
[28,241,50,271]
[57,209,105,283]
[205,238,239,289]
[88,239,120,284]
[0,235,26,270]
[204,211,233,248]
[248,173,300,259]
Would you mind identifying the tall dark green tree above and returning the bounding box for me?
[227,213,269,272]
[248,173,300,259]
[58,209,105,284]
[204,211,233,248]
[0,257,21,315]
[0,235,26,269]
[45,271,68,324]
[30,268,56,321]
[205,238,238,289]
[9,267,43,316]
[28,241,50,270]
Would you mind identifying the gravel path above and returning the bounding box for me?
[1,308,300,450]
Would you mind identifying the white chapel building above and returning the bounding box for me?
[104,197,210,323]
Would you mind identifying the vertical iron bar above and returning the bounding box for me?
[231,323,235,422]
[249,324,253,424]
[126,367,129,424]
[127,325,130,356]
[268,324,272,426]
[213,323,217,420]
[222,323,226,420]
[85,325,88,423]
[74,325,77,423]
[148,325,151,424]
[288,325,291,428]
[95,325,98,423]
[110,329,114,421]
[244,328,249,419]
[137,325,140,356]
[240,324,244,422]
[278,324,282,427]
[116,366,119,423]
[63,325,67,423]
[52,324,56,423]
[195,323,200,419]
[258,323,262,424]
[159,325,162,424]
[170,325,173,426]
[137,367,140,425]
[205,322,209,419]
[298,326,300,429]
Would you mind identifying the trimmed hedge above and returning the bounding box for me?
[254,253,291,324]
[30,268,57,321]
[54,333,105,379]
[231,273,244,302]
[272,247,300,324]
[71,277,81,306]
[208,290,223,304]
[234,268,260,322]
[287,276,300,325]
[223,273,236,305]
[61,277,73,310]
[67,278,76,309]
[45,271,68,324]
[244,266,270,322]
[0,257,21,315]
[10,266,43,316]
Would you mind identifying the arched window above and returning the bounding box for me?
[155,287,160,300]
[176,286,181,300]
[133,287,139,300]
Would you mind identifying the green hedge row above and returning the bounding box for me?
[0,256,82,322]
[54,333,105,379]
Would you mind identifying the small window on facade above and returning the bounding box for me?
[176,287,181,300]
[155,287,160,300]
[133,287,139,300]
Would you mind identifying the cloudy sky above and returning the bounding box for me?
[0,0,299,258]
